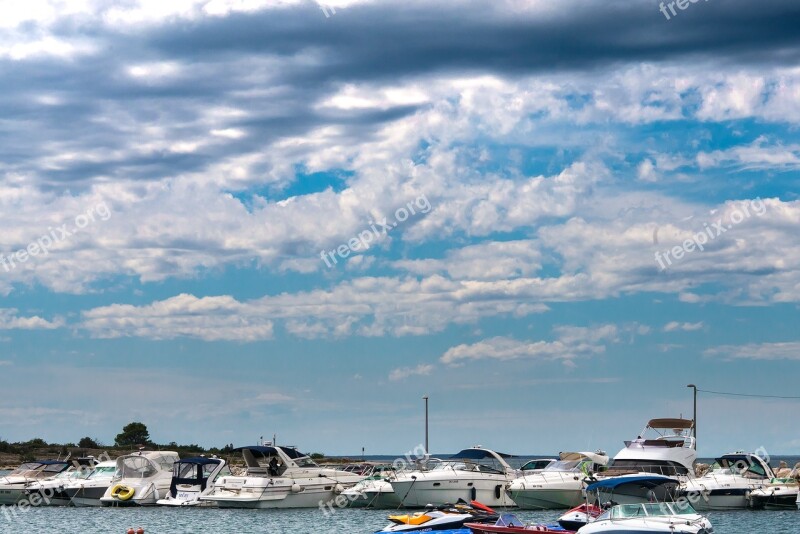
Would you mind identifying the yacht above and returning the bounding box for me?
[156,457,229,506]
[340,465,401,508]
[390,446,521,508]
[588,418,696,504]
[578,502,713,534]
[199,445,364,508]
[62,460,117,507]
[22,457,98,506]
[680,452,774,510]
[506,451,609,509]
[100,451,180,506]
[0,460,71,505]
[748,477,799,509]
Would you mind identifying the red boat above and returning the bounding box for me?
[464,513,576,533]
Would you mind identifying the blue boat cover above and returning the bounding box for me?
[586,475,675,491]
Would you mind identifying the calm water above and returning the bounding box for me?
[1,506,797,534]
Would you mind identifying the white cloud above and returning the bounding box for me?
[704,341,800,361]
[663,321,704,332]
[0,309,63,330]
[389,364,434,381]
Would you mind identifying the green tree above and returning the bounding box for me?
[78,437,101,448]
[114,422,151,447]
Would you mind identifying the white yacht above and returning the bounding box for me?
[578,502,713,534]
[680,452,774,510]
[0,460,71,505]
[506,451,609,509]
[100,451,180,506]
[390,446,521,508]
[22,458,98,506]
[156,457,229,506]
[589,418,696,504]
[199,445,364,508]
[63,460,117,507]
[748,477,799,509]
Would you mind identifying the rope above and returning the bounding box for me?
[697,388,800,400]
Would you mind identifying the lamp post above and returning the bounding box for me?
[423,395,429,456]
[687,384,697,445]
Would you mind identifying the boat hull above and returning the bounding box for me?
[507,488,583,509]
[63,485,109,507]
[392,479,516,508]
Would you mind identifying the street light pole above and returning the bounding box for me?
[423,395,429,456]
[687,384,697,446]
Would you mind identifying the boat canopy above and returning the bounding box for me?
[177,457,222,466]
[451,448,516,460]
[586,475,676,492]
[647,418,694,430]
[560,451,609,465]
[234,446,308,460]
[169,457,222,497]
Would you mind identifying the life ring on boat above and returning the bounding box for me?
[110,484,135,501]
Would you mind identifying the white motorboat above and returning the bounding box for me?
[22,458,98,506]
[156,457,229,506]
[748,477,799,509]
[100,451,180,506]
[590,418,696,504]
[62,460,117,507]
[199,445,364,509]
[340,465,401,508]
[680,452,774,510]
[506,451,609,509]
[578,502,713,534]
[390,446,521,508]
[0,460,71,505]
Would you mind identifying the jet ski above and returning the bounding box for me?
[376,500,498,532]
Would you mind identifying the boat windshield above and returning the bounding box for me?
[606,459,690,476]
[610,502,697,519]
[714,456,768,478]
[117,456,157,479]
[543,459,583,472]
[432,461,504,474]
[174,462,219,479]
[522,459,556,471]
[88,466,116,479]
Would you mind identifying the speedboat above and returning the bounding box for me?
[391,447,521,508]
[679,452,774,510]
[557,502,604,530]
[156,457,229,506]
[519,459,557,473]
[465,513,575,533]
[0,460,71,505]
[589,418,696,504]
[63,460,117,507]
[100,451,180,506]
[578,502,713,534]
[22,457,98,506]
[377,500,498,532]
[200,445,364,508]
[340,465,402,508]
[506,451,609,509]
[748,478,799,509]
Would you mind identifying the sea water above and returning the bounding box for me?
[2,505,798,533]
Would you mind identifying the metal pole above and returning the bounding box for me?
[687,384,697,445]
[423,395,429,455]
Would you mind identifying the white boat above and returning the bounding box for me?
[0,460,71,505]
[578,502,713,534]
[199,445,364,509]
[62,460,117,507]
[100,451,180,506]
[21,458,98,506]
[156,457,229,506]
[748,477,799,509]
[390,446,521,508]
[680,452,774,510]
[506,451,609,509]
[590,418,696,504]
[340,465,401,508]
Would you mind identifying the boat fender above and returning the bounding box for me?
[291,483,302,493]
[334,484,344,494]
[494,485,502,499]
[470,487,477,500]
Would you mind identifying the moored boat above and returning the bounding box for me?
[577,502,713,534]
[679,452,774,510]
[100,451,180,506]
[0,460,72,505]
[156,457,229,506]
[63,459,117,507]
[377,501,498,532]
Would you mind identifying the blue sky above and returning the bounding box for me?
[1,0,799,458]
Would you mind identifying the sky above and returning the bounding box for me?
[0,0,799,458]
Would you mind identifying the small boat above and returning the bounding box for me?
[377,501,498,532]
[100,451,180,506]
[578,502,713,534]
[340,464,401,508]
[156,457,229,506]
[391,447,521,508]
[748,478,799,509]
[465,513,575,533]
[507,451,609,509]
[63,460,118,507]
[0,460,71,505]
[680,452,774,510]
[557,503,604,530]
